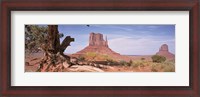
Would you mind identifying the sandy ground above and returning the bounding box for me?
[25,52,159,72]
[25,52,43,72]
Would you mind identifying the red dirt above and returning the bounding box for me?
[25,52,159,72]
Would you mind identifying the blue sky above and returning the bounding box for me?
[58,25,175,55]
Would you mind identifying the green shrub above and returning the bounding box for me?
[106,59,118,65]
[119,60,130,66]
[77,56,85,61]
[163,66,175,72]
[149,61,175,72]
[129,60,133,65]
[85,52,97,60]
[131,63,139,68]
[151,55,166,63]
[99,54,112,61]
[84,52,114,61]
[132,61,143,67]
[162,61,175,72]
[151,64,158,72]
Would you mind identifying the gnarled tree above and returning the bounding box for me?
[37,25,74,72]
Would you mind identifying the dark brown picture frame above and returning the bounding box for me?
[0,0,199,97]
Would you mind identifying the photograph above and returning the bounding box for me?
[2,0,199,96]
[25,25,175,72]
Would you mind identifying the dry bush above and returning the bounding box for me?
[162,61,175,72]
[151,55,166,63]
[129,60,175,72]
[84,52,113,61]
[149,61,175,72]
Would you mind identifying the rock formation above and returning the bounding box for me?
[156,44,175,59]
[73,32,121,60]
[89,33,108,47]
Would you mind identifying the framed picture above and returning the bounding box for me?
[1,0,199,96]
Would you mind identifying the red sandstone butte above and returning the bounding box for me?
[74,32,120,57]
[156,44,175,59]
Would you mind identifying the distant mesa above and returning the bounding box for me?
[89,32,108,47]
[156,44,175,59]
[72,33,175,61]
[73,32,120,57]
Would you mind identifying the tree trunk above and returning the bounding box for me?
[48,25,60,54]
[37,25,74,72]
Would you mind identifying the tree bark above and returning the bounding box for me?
[60,36,74,53]
[37,25,74,72]
[48,25,60,54]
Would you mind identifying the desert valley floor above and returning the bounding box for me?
[25,51,175,72]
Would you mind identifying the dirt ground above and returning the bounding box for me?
[25,52,168,72]
[25,52,44,72]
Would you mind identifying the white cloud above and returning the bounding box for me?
[108,36,175,55]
